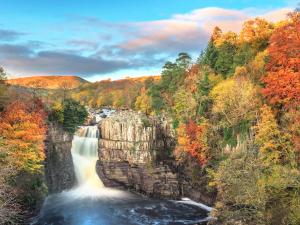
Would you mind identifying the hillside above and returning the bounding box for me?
[6,75,89,89]
[72,75,160,108]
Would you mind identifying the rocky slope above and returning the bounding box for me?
[44,123,76,193]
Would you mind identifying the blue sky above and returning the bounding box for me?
[0,0,298,81]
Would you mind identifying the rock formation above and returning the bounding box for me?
[44,123,76,193]
[97,111,179,198]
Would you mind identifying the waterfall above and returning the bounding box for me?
[71,126,103,193]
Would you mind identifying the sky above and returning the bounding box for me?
[0,0,298,82]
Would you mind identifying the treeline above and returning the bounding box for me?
[135,13,300,224]
[71,76,160,109]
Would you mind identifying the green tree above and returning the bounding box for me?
[62,99,88,133]
[200,40,218,69]
[50,99,88,133]
[196,72,211,116]
[215,41,237,78]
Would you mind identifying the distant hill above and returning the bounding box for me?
[6,75,89,89]
[72,75,160,108]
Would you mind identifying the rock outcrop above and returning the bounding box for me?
[44,123,75,193]
[97,111,179,198]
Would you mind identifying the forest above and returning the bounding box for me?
[0,10,299,225]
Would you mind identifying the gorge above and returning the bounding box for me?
[33,110,212,225]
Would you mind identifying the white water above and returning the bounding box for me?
[71,126,103,188]
[68,125,129,199]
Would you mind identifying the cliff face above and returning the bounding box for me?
[44,123,75,193]
[97,111,179,198]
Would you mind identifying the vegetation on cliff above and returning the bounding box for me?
[134,12,300,224]
[0,69,88,223]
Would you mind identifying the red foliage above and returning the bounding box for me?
[262,15,300,108]
[184,120,209,166]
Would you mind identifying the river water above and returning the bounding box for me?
[33,125,210,225]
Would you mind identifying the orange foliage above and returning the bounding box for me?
[176,120,209,166]
[0,100,47,171]
[239,18,273,44]
[184,64,200,93]
[262,14,300,108]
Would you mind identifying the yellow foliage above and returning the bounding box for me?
[239,18,274,44]
[214,31,238,47]
[210,77,260,126]
[135,88,152,114]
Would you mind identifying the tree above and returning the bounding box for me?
[255,105,295,166]
[0,100,47,222]
[196,72,212,116]
[0,100,46,172]
[175,120,210,166]
[200,40,218,69]
[262,14,300,109]
[233,42,257,68]
[210,77,260,128]
[148,84,164,113]
[172,87,197,122]
[62,99,88,133]
[214,41,237,78]
[135,87,152,115]
[176,52,192,69]
[214,31,238,47]
[240,18,274,50]
[210,143,266,225]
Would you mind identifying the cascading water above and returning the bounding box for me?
[71,126,103,191]
[33,111,210,225]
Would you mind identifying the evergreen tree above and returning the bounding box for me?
[201,41,218,69]
[215,41,237,78]
[62,99,88,134]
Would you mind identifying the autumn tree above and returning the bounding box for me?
[175,120,210,166]
[262,13,300,109]
[255,105,295,166]
[135,87,152,115]
[210,77,260,129]
[0,100,47,172]
[240,18,274,50]
[0,99,47,222]
[172,87,197,122]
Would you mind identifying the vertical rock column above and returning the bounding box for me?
[44,123,76,193]
[97,111,179,198]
